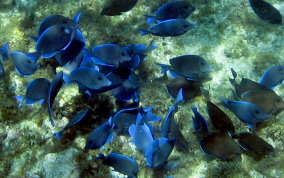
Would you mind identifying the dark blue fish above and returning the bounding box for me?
[79,49,99,70]
[55,29,85,72]
[145,137,175,169]
[249,0,282,25]
[10,52,39,77]
[47,71,64,126]
[64,67,111,92]
[157,55,211,79]
[146,1,195,24]
[112,73,139,102]
[53,109,88,139]
[14,78,50,107]
[111,106,161,134]
[123,40,158,65]
[101,0,138,16]
[91,44,131,67]
[192,107,209,140]
[221,98,270,129]
[129,113,154,154]
[96,153,139,177]
[85,120,113,150]
[259,65,284,89]
[0,42,9,61]
[140,19,195,37]
[200,132,242,161]
[37,12,81,36]
[36,24,76,58]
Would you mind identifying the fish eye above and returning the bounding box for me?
[200,62,205,65]
[255,110,260,114]
[184,6,189,9]
[121,52,126,56]
[278,67,283,71]
[183,24,189,28]
[98,76,102,80]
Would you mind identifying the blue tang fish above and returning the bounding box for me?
[157,55,212,79]
[221,98,270,129]
[53,109,88,139]
[129,113,154,154]
[146,1,195,24]
[64,67,111,91]
[259,65,284,89]
[10,51,39,77]
[145,137,175,169]
[84,120,113,150]
[54,29,85,71]
[37,12,81,36]
[140,19,195,37]
[101,0,138,16]
[249,0,282,25]
[96,153,139,177]
[0,42,9,78]
[91,44,131,67]
[14,78,50,107]
[36,24,76,58]
[47,71,64,126]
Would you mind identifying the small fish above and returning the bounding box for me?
[249,0,282,25]
[111,106,161,134]
[140,19,195,37]
[145,137,175,169]
[47,71,64,126]
[10,51,39,77]
[91,44,131,67]
[64,67,111,92]
[157,55,211,79]
[101,0,138,16]
[259,65,284,89]
[235,132,274,156]
[200,132,242,161]
[206,101,235,135]
[166,77,202,100]
[96,153,139,177]
[54,29,85,72]
[145,1,195,24]
[84,120,113,150]
[37,12,81,36]
[36,24,76,58]
[129,113,154,154]
[229,68,269,97]
[191,107,209,140]
[14,78,50,107]
[221,98,270,129]
[0,42,9,61]
[240,89,284,115]
[53,109,88,139]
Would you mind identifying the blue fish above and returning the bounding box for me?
[129,113,154,154]
[221,98,270,128]
[91,44,131,67]
[145,1,195,24]
[249,0,282,25]
[259,65,284,89]
[14,78,50,107]
[111,106,161,134]
[47,71,64,126]
[96,153,139,177]
[0,42,9,61]
[145,137,175,169]
[63,67,111,92]
[53,109,88,139]
[10,51,39,77]
[140,19,195,37]
[157,55,212,79]
[55,29,85,72]
[79,49,99,70]
[36,24,76,58]
[37,12,81,36]
[84,120,113,150]
[191,107,209,140]
[101,0,138,16]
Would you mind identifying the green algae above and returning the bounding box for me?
[0,0,284,177]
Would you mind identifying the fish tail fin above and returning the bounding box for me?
[220,98,229,108]
[95,153,105,160]
[73,12,81,24]
[144,15,156,24]
[1,42,9,60]
[145,40,158,53]
[14,96,24,107]
[53,131,63,140]
[139,29,151,36]
[62,73,72,85]
[26,51,41,63]
[156,63,171,74]
[175,88,184,105]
